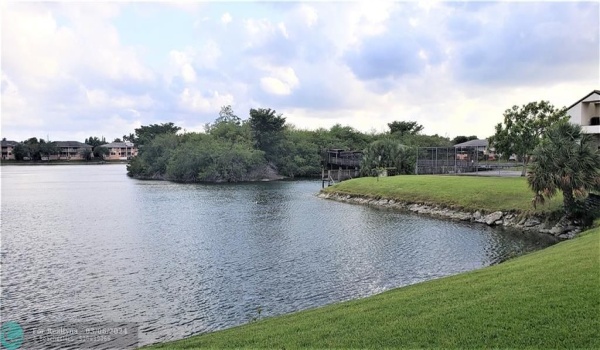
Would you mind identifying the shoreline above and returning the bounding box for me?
[144,227,599,349]
[317,191,582,240]
[140,176,596,348]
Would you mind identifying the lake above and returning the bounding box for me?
[0,164,557,347]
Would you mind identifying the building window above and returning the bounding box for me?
[590,117,600,126]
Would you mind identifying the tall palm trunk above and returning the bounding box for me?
[562,187,576,217]
[521,155,528,177]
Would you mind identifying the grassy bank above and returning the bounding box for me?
[146,227,599,349]
[323,175,563,213]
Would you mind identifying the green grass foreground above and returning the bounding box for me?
[145,227,599,349]
[323,175,563,213]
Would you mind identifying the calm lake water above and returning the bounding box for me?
[1,164,557,347]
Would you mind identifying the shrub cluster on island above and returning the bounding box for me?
[126,106,453,182]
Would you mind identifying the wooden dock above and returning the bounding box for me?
[321,149,362,188]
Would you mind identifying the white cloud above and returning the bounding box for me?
[1,2,597,143]
[195,41,222,69]
[167,49,197,84]
[181,64,197,83]
[348,2,395,41]
[297,4,318,28]
[2,3,153,91]
[260,77,292,95]
[166,43,221,85]
[278,22,289,39]
[259,66,299,95]
[243,18,281,49]
[179,88,234,113]
[221,12,232,25]
[84,88,154,110]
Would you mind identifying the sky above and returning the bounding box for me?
[1,1,599,143]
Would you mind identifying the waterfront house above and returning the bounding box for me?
[454,139,497,161]
[567,90,600,148]
[99,141,138,160]
[1,139,19,160]
[53,141,93,160]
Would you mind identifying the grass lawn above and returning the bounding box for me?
[323,175,563,214]
[145,227,599,349]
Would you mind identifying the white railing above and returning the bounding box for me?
[581,125,600,134]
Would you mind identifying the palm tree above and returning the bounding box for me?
[527,121,600,216]
[360,138,415,177]
[80,148,93,161]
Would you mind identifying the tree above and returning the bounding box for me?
[84,136,107,148]
[328,124,373,150]
[20,138,57,160]
[248,108,286,161]
[388,121,423,136]
[215,105,241,125]
[93,146,109,159]
[132,123,181,146]
[80,148,93,161]
[113,138,122,142]
[13,143,30,160]
[397,133,452,148]
[205,106,250,144]
[40,141,58,158]
[527,121,600,217]
[122,133,135,142]
[490,101,568,176]
[361,138,415,176]
[451,135,478,145]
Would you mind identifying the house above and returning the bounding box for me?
[567,90,600,148]
[99,141,138,160]
[1,140,19,160]
[454,139,497,160]
[53,141,93,160]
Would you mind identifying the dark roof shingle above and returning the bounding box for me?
[54,141,92,148]
[454,139,489,148]
[1,140,19,147]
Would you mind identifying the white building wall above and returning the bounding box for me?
[567,91,600,133]
[568,104,582,125]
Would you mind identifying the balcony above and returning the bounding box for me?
[581,125,600,134]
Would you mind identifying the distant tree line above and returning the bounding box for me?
[126,105,460,182]
[10,136,121,161]
[12,138,58,161]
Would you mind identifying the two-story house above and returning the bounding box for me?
[567,90,600,148]
[53,141,93,160]
[99,141,138,160]
[1,139,19,160]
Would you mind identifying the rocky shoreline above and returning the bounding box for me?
[318,192,582,240]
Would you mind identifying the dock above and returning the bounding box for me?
[321,149,362,188]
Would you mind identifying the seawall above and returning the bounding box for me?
[318,191,581,240]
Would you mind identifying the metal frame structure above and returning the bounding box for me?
[415,146,482,175]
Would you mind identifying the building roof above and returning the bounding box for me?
[1,140,19,147]
[99,141,136,149]
[53,141,92,148]
[566,90,600,111]
[454,139,489,148]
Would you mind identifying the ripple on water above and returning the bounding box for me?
[1,165,557,346]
